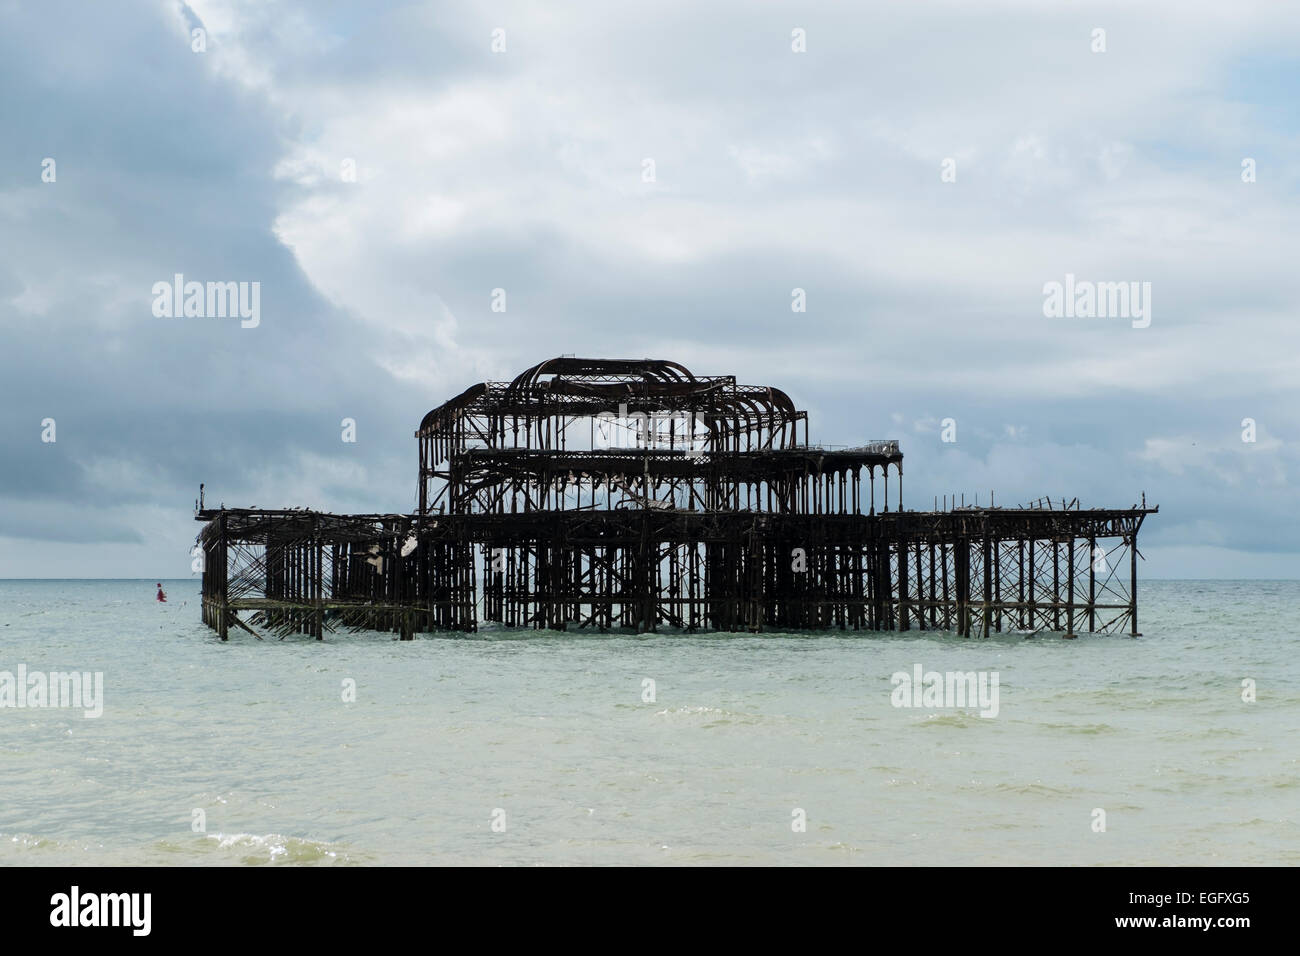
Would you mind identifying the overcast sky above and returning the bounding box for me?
[2,0,1298,578]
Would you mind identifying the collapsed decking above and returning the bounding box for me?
[195,357,1156,639]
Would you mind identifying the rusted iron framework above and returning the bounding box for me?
[196,357,1155,639]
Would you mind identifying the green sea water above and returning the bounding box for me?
[1,578,1296,865]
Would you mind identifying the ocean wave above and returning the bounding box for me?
[651,704,768,726]
[199,832,362,865]
[1037,722,1118,734]
[988,781,1076,796]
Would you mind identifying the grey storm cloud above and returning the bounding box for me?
[1,0,1298,577]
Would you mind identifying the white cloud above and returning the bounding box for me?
[5,0,1300,574]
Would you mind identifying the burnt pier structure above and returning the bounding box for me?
[196,358,1155,639]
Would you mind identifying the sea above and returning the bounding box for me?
[1,578,1296,866]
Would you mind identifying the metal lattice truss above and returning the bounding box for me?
[195,357,1156,639]
[470,508,1150,635]
[416,357,904,519]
